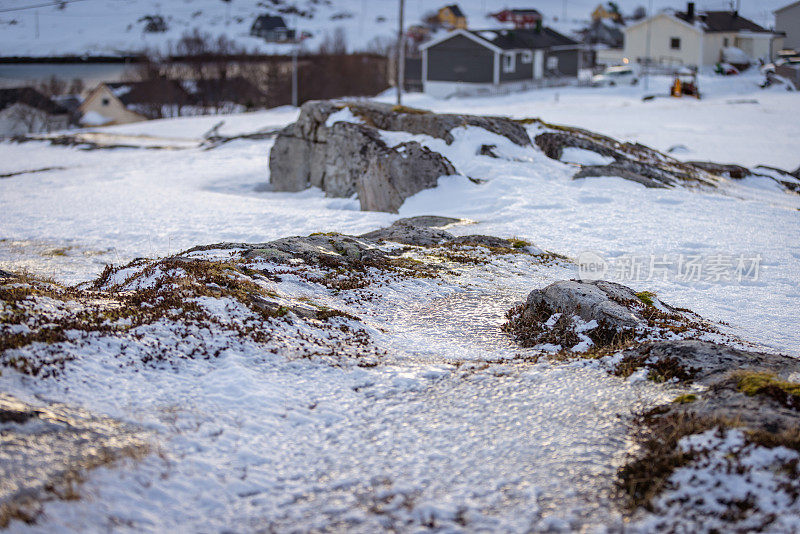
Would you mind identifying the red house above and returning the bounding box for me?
[490,9,543,29]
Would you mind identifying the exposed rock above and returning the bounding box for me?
[0,270,16,280]
[391,215,462,228]
[343,102,531,147]
[503,280,713,352]
[269,101,531,212]
[0,394,147,528]
[242,234,390,266]
[360,219,455,247]
[523,280,654,329]
[534,129,723,188]
[616,340,800,386]
[687,161,750,179]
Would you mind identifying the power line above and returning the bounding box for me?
[0,0,89,14]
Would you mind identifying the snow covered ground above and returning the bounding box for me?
[1,73,799,531]
[0,0,787,58]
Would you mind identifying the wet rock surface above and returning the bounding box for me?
[0,394,147,527]
[269,101,531,212]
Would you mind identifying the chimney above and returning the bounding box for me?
[687,2,695,21]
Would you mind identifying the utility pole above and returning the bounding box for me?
[292,45,299,107]
[644,0,653,91]
[396,0,405,106]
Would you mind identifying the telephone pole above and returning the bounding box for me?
[396,0,405,105]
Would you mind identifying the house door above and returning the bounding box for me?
[534,50,544,80]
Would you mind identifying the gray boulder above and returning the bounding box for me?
[360,216,460,246]
[269,101,531,212]
[522,280,650,329]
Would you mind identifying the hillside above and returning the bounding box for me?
[0,0,787,58]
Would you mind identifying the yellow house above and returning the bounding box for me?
[592,4,623,23]
[437,4,467,30]
[78,80,192,126]
[78,83,147,126]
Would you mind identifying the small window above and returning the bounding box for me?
[102,98,110,106]
[723,37,729,47]
[503,53,516,73]
[521,51,533,64]
[546,55,559,70]
[670,37,681,50]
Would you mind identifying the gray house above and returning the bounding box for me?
[420,28,585,97]
[250,15,296,42]
[776,1,800,50]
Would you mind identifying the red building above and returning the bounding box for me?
[490,9,543,29]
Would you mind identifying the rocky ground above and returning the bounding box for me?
[2,215,799,532]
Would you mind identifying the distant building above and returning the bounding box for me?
[623,2,783,68]
[592,4,623,24]
[580,18,625,49]
[250,15,296,42]
[489,9,543,29]
[79,80,193,125]
[437,5,467,30]
[420,27,585,97]
[775,1,800,50]
[0,87,69,137]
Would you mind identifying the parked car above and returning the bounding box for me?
[591,65,639,87]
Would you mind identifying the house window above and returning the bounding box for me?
[503,53,516,73]
[723,37,729,47]
[546,55,559,70]
[102,98,110,106]
[521,51,533,64]
[670,37,681,50]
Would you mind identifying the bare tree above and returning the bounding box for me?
[37,75,67,97]
[318,27,348,55]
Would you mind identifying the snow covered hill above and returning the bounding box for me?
[0,0,787,58]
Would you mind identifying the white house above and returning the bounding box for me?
[623,2,782,68]
[775,1,800,50]
[0,87,69,138]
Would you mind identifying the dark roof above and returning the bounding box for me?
[675,10,772,33]
[444,4,465,18]
[106,80,193,106]
[252,15,288,31]
[508,9,542,16]
[468,27,579,50]
[0,87,68,114]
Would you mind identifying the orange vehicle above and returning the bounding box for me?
[671,69,700,98]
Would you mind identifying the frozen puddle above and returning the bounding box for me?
[8,291,668,532]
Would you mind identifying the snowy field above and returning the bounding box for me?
[1,73,800,531]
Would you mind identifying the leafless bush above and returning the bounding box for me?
[318,27,348,55]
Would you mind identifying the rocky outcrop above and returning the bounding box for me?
[190,216,542,266]
[534,128,722,188]
[0,394,148,527]
[532,122,800,193]
[269,101,530,213]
